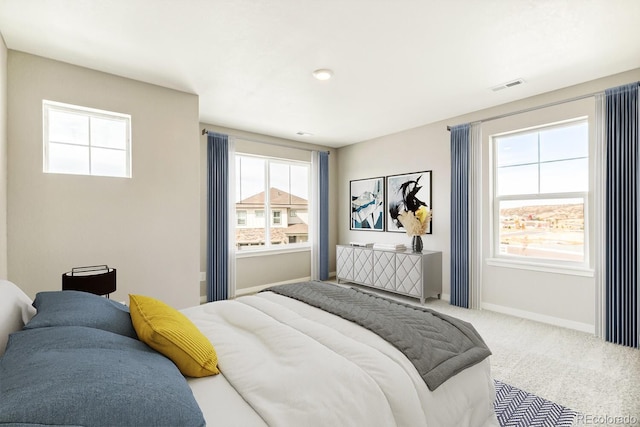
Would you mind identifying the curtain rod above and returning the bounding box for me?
[202,128,330,154]
[446,91,602,131]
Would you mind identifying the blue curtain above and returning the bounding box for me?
[206,132,229,302]
[318,151,330,280]
[605,82,639,348]
[450,124,470,308]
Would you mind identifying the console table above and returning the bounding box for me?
[336,245,442,304]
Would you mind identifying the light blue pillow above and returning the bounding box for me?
[25,290,137,339]
[0,326,205,427]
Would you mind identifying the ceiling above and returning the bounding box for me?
[1,1,639,148]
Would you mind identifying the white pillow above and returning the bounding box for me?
[0,280,36,356]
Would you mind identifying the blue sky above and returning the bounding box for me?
[495,121,588,197]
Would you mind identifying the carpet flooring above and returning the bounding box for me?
[335,283,640,423]
[323,282,640,424]
[420,297,640,424]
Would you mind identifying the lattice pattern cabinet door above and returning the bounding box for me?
[353,249,373,285]
[373,250,396,291]
[395,253,422,297]
[336,245,354,282]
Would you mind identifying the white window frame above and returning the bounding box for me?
[271,210,282,226]
[43,100,131,178]
[236,210,247,226]
[490,118,591,272]
[235,153,311,256]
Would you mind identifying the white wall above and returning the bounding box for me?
[0,36,6,279]
[8,52,201,308]
[199,124,339,296]
[338,68,640,330]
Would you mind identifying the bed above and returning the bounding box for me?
[0,279,499,427]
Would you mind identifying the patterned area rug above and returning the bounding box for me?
[494,380,578,427]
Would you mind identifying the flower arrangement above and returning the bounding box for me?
[397,205,432,236]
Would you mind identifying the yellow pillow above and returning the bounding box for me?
[129,294,219,377]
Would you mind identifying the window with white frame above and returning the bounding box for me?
[235,154,310,251]
[43,100,131,178]
[272,210,282,226]
[237,210,247,226]
[492,119,589,265]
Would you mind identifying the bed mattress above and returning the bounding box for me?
[183,291,499,427]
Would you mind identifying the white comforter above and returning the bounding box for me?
[183,292,499,427]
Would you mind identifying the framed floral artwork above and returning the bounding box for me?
[386,171,432,234]
[350,177,385,231]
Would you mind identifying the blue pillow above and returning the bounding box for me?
[25,290,137,339]
[0,326,205,427]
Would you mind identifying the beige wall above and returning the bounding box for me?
[200,124,338,296]
[0,36,6,279]
[338,68,640,330]
[480,97,596,329]
[8,52,201,308]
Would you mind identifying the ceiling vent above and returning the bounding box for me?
[491,79,525,92]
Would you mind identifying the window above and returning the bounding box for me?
[237,210,247,226]
[235,154,310,251]
[43,100,131,178]
[272,210,282,225]
[492,119,588,265]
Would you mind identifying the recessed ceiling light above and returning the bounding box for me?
[312,69,333,81]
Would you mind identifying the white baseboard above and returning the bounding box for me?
[200,275,335,303]
[202,286,593,334]
[437,293,593,334]
[199,276,314,302]
[481,302,595,334]
[234,276,312,297]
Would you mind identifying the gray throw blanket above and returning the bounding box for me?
[264,281,491,391]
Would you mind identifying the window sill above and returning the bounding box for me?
[235,245,311,259]
[485,258,594,277]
